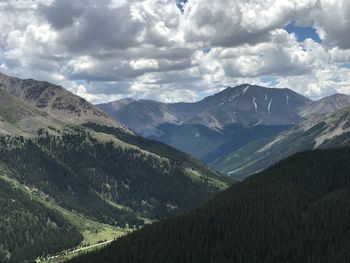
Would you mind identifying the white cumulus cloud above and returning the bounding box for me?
[0,0,349,103]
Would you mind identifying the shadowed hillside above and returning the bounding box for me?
[69,147,350,263]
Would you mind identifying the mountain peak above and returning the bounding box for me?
[192,84,311,128]
[0,72,132,134]
[99,98,136,113]
[217,84,301,102]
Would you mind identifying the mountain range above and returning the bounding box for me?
[98,85,350,178]
[0,72,229,263]
[99,84,311,133]
[98,85,311,162]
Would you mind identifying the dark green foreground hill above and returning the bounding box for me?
[69,147,350,263]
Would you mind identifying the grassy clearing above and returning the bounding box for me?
[185,167,229,191]
[39,240,113,263]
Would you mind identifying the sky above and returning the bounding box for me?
[0,0,350,104]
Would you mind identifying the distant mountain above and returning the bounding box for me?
[99,98,136,112]
[99,99,181,137]
[212,103,350,180]
[187,84,311,128]
[99,84,311,134]
[0,72,229,262]
[300,93,350,118]
[98,98,205,136]
[68,147,350,263]
[98,85,311,162]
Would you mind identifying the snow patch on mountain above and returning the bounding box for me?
[268,99,272,113]
[229,89,239,102]
[286,95,290,106]
[242,85,249,95]
[252,97,258,112]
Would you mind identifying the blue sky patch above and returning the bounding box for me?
[202,48,211,54]
[284,22,321,43]
[340,63,350,69]
[261,76,278,86]
[176,0,188,13]
[75,79,88,86]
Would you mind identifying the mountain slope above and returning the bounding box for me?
[212,105,350,180]
[0,72,130,133]
[0,89,63,136]
[0,127,228,228]
[150,123,291,162]
[68,147,350,263]
[0,166,82,263]
[300,93,350,118]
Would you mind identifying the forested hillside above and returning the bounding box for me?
[69,147,350,263]
[0,125,228,228]
[0,171,82,263]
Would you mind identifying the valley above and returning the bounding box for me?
[99,85,350,180]
[2,1,350,262]
[99,84,311,164]
[1,71,350,262]
[0,72,229,263]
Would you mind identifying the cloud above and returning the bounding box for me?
[180,0,318,47]
[130,59,159,70]
[40,0,82,30]
[40,0,144,53]
[313,0,350,49]
[0,0,349,104]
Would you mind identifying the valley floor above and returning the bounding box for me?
[38,239,113,263]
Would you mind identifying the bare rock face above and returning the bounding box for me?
[0,89,62,136]
[0,72,132,134]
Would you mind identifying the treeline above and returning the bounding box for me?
[84,123,228,180]
[0,177,82,263]
[84,123,193,163]
[69,147,350,263]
